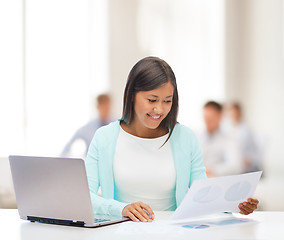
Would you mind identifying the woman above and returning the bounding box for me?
[85,56,258,222]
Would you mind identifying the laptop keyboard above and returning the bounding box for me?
[94,218,110,223]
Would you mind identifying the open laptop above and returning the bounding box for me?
[9,155,130,227]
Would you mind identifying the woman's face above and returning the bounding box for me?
[132,81,174,132]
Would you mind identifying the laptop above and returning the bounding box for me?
[9,155,130,227]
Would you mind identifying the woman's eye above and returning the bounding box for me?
[148,99,156,103]
[164,100,172,103]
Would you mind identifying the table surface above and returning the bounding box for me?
[1,209,284,240]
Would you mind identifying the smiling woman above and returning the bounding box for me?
[85,56,258,223]
[121,57,178,140]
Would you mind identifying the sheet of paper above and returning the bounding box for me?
[116,214,256,235]
[170,171,262,221]
[171,215,256,230]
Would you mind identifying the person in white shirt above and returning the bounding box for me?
[199,101,243,177]
[221,102,260,172]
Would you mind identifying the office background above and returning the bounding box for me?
[0,0,284,210]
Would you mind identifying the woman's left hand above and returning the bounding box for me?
[239,198,259,215]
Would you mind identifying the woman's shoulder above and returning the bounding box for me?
[171,123,200,149]
[172,123,196,138]
[93,120,120,141]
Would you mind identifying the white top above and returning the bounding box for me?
[221,119,259,172]
[113,127,176,211]
[198,129,243,177]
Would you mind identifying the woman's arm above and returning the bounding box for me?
[85,135,128,217]
[188,131,207,187]
[86,126,155,221]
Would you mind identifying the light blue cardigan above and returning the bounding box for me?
[85,120,206,216]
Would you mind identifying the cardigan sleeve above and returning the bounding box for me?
[85,129,128,217]
[188,129,207,187]
[170,124,207,206]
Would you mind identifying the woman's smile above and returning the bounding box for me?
[147,113,162,120]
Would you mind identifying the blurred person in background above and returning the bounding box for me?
[61,94,113,158]
[198,101,243,177]
[221,102,260,173]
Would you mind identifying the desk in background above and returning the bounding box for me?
[1,209,283,240]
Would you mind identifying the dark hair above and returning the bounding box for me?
[204,101,223,112]
[121,56,179,143]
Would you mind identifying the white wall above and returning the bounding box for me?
[243,0,284,177]
[225,0,284,211]
[108,0,147,119]
[108,0,225,131]
[225,0,284,177]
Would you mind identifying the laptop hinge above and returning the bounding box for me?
[27,216,85,227]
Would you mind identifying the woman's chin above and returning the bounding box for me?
[144,121,162,130]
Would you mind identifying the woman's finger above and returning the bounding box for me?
[122,205,142,222]
[135,205,152,221]
[244,202,257,211]
[131,208,148,222]
[122,202,154,222]
[239,209,249,215]
[248,198,259,205]
[240,204,253,214]
[127,211,140,222]
[140,202,155,220]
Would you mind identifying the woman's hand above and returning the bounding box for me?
[122,201,155,222]
[239,198,259,215]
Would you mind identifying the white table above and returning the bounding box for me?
[1,209,284,240]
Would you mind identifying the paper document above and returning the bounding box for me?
[170,171,262,221]
[116,213,255,235]
[172,215,256,230]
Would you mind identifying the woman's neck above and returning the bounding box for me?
[120,121,168,139]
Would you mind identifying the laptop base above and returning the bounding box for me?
[27,216,85,227]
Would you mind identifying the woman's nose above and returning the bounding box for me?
[153,103,163,113]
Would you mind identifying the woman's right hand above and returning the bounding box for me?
[122,201,155,222]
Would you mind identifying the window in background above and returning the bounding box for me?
[0,0,109,157]
[0,0,24,157]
